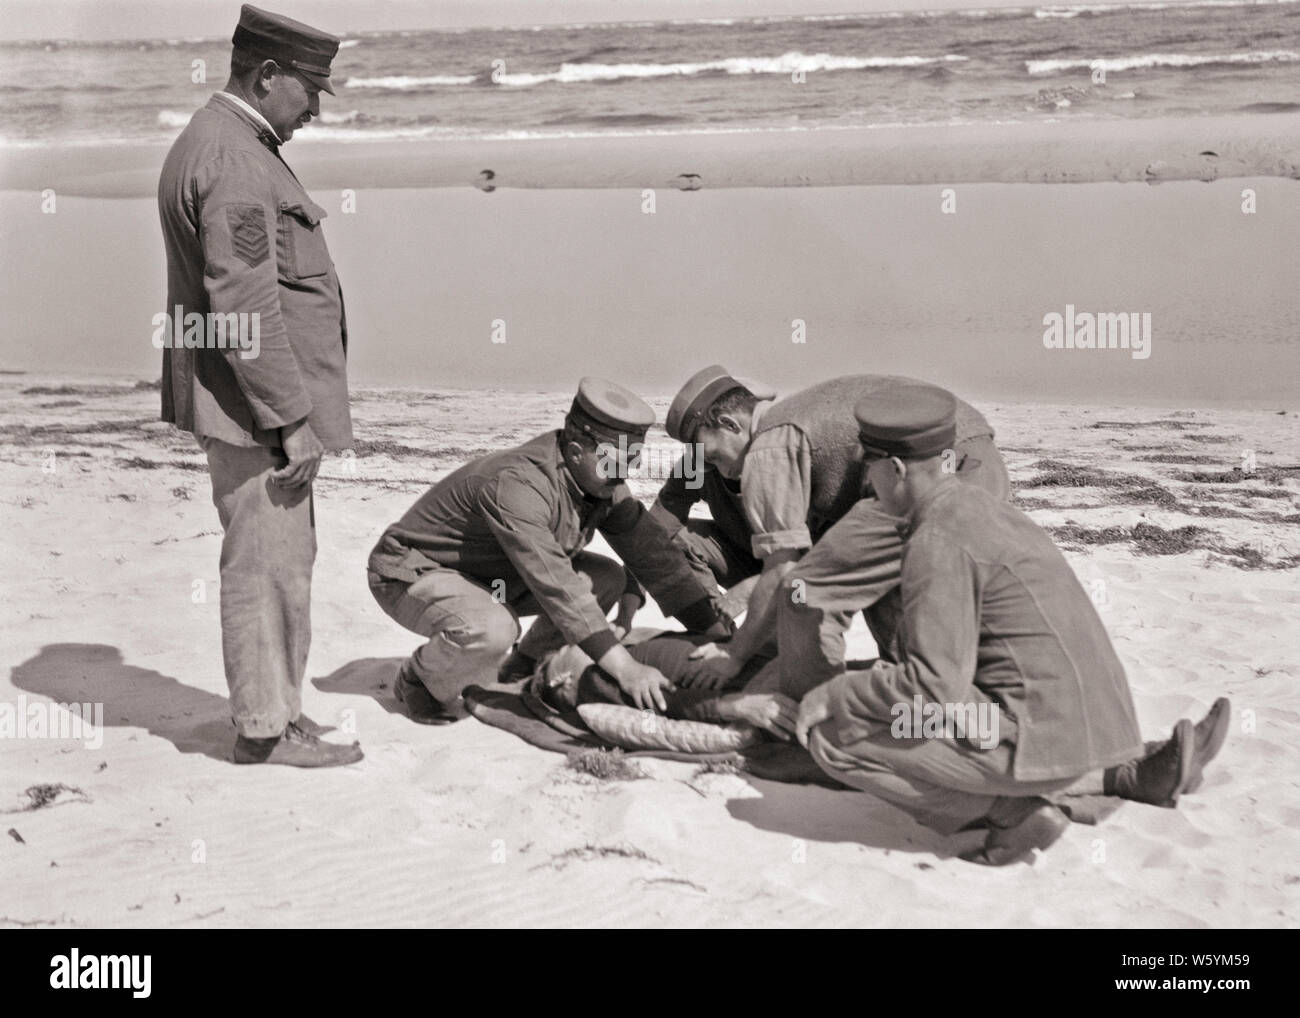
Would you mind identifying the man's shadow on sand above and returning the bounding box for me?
[10,644,235,761]
[310,657,407,716]
[724,779,966,860]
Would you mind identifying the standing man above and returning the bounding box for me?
[367,379,733,724]
[665,368,1008,696]
[158,5,361,766]
[794,386,1230,865]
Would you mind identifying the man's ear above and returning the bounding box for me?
[889,456,908,482]
[255,59,279,94]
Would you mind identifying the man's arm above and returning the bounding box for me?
[690,425,813,675]
[600,486,730,636]
[830,531,981,727]
[478,472,674,710]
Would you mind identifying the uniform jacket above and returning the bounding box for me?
[157,93,352,450]
[368,432,723,660]
[828,481,1144,780]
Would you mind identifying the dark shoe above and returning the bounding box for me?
[497,648,537,685]
[1108,718,1195,808]
[960,798,1070,867]
[394,664,468,725]
[233,721,363,767]
[1141,697,1232,778]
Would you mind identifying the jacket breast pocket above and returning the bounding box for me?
[277,199,331,280]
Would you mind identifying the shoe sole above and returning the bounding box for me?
[1159,719,1197,807]
[233,744,364,767]
[1184,697,1231,794]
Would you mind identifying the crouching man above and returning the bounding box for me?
[367,378,732,724]
[795,384,1229,866]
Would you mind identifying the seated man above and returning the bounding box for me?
[795,384,1230,866]
[366,378,732,724]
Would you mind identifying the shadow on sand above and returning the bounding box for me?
[311,656,405,717]
[10,643,233,761]
[724,777,968,860]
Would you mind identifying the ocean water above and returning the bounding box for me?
[1,0,1297,147]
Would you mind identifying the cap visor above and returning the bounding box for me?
[301,69,334,95]
[859,442,894,462]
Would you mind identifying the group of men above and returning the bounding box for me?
[159,5,1230,866]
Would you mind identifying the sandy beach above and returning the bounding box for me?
[1,377,1297,927]
[3,0,1298,928]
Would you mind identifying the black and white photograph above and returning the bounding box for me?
[0,0,1296,940]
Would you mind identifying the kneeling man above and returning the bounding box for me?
[796,384,1229,865]
[368,378,731,723]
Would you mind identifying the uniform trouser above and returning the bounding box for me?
[202,436,316,739]
[777,435,1010,699]
[808,711,1082,835]
[367,552,627,704]
[679,519,762,591]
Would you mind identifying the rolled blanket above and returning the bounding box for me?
[577,702,762,755]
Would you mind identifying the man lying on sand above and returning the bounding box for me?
[661,367,1009,703]
[793,384,1231,866]
[366,378,732,724]
[536,630,799,741]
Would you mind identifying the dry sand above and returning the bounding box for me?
[2,378,1298,927]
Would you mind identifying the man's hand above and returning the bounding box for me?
[683,642,741,689]
[273,418,324,489]
[615,660,672,712]
[794,681,835,748]
[726,693,799,741]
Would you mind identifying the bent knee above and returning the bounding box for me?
[439,608,519,656]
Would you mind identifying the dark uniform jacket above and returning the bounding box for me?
[368,432,723,660]
[828,482,1144,780]
[157,93,352,450]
